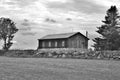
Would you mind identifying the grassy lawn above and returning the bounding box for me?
[0,57,120,80]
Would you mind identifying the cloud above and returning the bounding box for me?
[17,19,33,32]
[0,0,21,11]
[11,40,17,43]
[92,0,120,7]
[47,0,106,14]
[45,18,57,23]
[21,32,37,36]
[21,19,31,26]
[47,0,70,3]
[6,0,38,7]
[66,18,72,21]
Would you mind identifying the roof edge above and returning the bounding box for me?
[38,32,89,40]
[68,32,89,40]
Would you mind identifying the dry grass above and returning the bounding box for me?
[0,57,120,80]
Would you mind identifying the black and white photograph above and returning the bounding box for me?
[0,0,120,80]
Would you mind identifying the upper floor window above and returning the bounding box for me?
[62,41,65,47]
[55,41,57,47]
[48,41,51,47]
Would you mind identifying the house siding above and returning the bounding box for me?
[38,39,67,49]
[67,33,88,49]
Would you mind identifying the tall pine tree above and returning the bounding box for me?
[93,6,120,51]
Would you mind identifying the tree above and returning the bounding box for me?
[0,17,18,50]
[93,6,120,51]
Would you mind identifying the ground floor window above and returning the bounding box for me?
[55,41,57,47]
[42,41,45,47]
[62,41,65,47]
[48,41,51,47]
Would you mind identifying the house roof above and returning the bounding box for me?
[39,32,89,40]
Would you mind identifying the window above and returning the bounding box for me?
[42,41,45,47]
[55,41,57,47]
[48,41,51,47]
[62,41,65,47]
[82,42,85,48]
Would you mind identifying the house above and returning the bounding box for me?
[38,32,89,49]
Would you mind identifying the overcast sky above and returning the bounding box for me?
[0,0,119,49]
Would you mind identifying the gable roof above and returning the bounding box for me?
[39,32,89,40]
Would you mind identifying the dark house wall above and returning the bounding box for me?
[38,33,88,49]
[38,39,67,49]
[67,33,88,49]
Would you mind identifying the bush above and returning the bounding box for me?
[4,50,36,58]
[2,49,120,60]
[35,48,88,58]
[35,49,120,60]
[0,50,6,56]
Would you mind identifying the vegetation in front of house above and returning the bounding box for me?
[3,50,36,58]
[1,49,120,60]
[93,6,120,51]
[34,49,120,60]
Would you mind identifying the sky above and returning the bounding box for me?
[0,0,120,49]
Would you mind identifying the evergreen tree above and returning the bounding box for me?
[93,6,120,50]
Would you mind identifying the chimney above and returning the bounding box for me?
[86,31,88,37]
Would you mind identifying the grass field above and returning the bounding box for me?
[0,57,120,80]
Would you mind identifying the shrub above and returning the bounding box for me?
[4,50,36,58]
[3,48,120,60]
